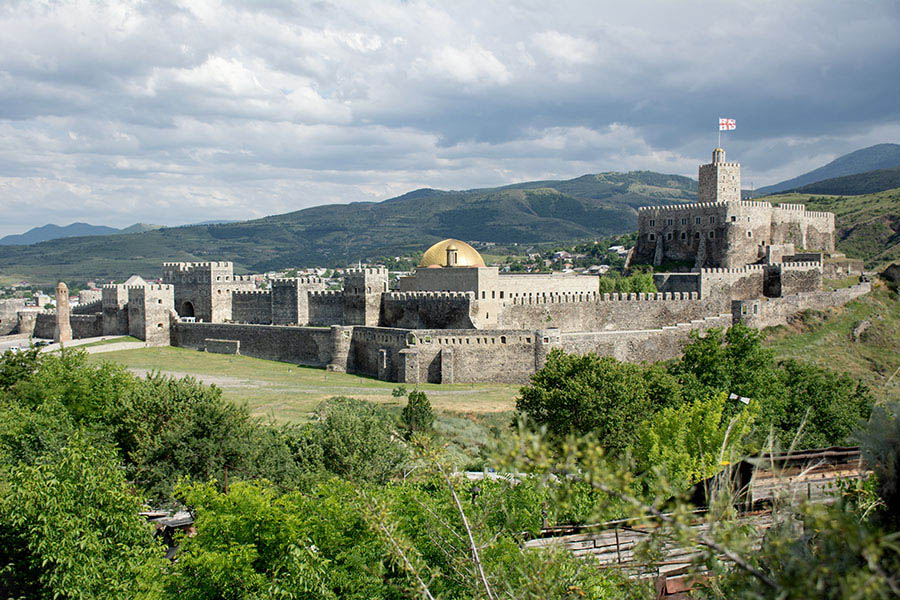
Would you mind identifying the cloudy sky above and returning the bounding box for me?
[1,0,898,236]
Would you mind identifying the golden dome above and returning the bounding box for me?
[419,239,486,268]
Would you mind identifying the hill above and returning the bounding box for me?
[764,283,900,402]
[0,171,696,284]
[0,222,120,246]
[787,166,900,196]
[755,143,900,196]
[769,187,900,268]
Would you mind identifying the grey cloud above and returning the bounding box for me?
[0,0,897,235]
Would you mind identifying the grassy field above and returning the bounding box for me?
[763,282,900,402]
[88,346,520,423]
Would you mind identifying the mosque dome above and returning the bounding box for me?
[419,239,486,268]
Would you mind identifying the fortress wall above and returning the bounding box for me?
[0,299,26,335]
[308,291,344,326]
[15,309,40,337]
[653,273,701,294]
[635,202,730,265]
[780,262,823,295]
[558,313,734,364]
[72,299,102,315]
[34,312,56,339]
[733,282,871,329]
[493,272,598,297]
[172,322,334,366]
[406,329,538,384]
[699,266,766,301]
[70,314,103,339]
[232,290,272,324]
[380,292,475,329]
[346,327,411,381]
[497,293,726,332]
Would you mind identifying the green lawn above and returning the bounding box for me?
[77,336,143,348]
[88,346,520,423]
[763,283,900,401]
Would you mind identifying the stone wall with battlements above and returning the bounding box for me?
[101,284,130,335]
[308,291,344,326]
[381,291,476,329]
[733,282,871,329]
[634,200,835,269]
[31,311,102,340]
[162,261,256,323]
[72,299,102,315]
[232,290,272,324]
[497,291,726,332]
[172,322,335,367]
[0,298,26,335]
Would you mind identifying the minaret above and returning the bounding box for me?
[54,282,72,343]
[698,147,741,203]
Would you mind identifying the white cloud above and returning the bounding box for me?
[0,0,897,235]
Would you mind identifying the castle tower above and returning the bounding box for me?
[127,284,174,345]
[343,266,388,326]
[53,282,72,343]
[271,276,325,325]
[162,261,255,323]
[698,147,741,204]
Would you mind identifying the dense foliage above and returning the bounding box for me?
[0,328,896,599]
[519,324,874,456]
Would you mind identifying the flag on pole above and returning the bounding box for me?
[719,118,736,131]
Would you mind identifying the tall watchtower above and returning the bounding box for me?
[343,267,388,326]
[698,147,741,204]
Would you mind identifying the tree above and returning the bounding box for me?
[0,433,165,600]
[517,350,680,453]
[312,396,407,483]
[401,390,434,438]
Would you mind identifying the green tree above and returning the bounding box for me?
[0,433,165,600]
[313,396,407,483]
[517,350,680,452]
[401,390,434,438]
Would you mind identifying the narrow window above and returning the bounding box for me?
[747,231,753,238]
[731,216,737,222]
[681,218,686,225]
[709,231,716,239]
[696,217,701,224]
[666,232,673,241]
[709,216,716,224]
[649,219,656,226]
[649,233,656,241]
[667,218,673,226]
[680,232,686,240]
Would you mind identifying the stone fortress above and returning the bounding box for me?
[13,148,870,384]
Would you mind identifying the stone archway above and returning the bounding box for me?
[181,301,195,318]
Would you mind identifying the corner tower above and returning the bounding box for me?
[698,147,741,204]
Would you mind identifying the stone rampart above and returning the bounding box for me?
[699,265,767,301]
[400,328,538,384]
[70,314,103,338]
[72,299,103,315]
[559,313,734,364]
[0,299,26,335]
[381,291,476,329]
[34,312,57,339]
[733,283,871,329]
[232,290,272,324]
[307,290,344,326]
[172,322,334,366]
[498,292,724,332]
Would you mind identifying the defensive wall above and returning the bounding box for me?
[307,291,344,326]
[232,290,272,324]
[0,298,26,335]
[30,311,103,339]
[381,291,476,329]
[496,291,726,332]
[733,282,872,329]
[172,322,336,367]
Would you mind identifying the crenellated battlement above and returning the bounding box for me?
[162,261,233,270]
[271,276,323,286]
[346,266,388,275]
[233,289,271,296]
[700,264,768,274]
[508,291,701,305]
[638,201,728,212]
[128,284,173,292]
[780,261,823,270]
[309,290,343,299]
[384,291,475,302]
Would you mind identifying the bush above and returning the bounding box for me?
[401,390,434,438]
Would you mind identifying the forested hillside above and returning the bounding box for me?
[0,171,696,284]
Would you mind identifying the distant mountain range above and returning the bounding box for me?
[786,166,900,196]
[0,171,697,283]
[754,143,900,196]
[0,220,239,246]
[2,142,899,284]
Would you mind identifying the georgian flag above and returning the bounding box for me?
[719,118,736,131]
